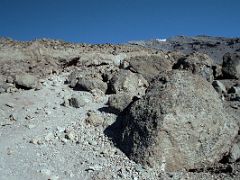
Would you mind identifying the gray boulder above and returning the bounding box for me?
[173,52,214,82]
[109,69,148,96]
[120,71,238,172]
[14,73,37,89]
[76,77,108,93]
[222,52,240,79]
[68,70,108,93]
[127,54,174,82]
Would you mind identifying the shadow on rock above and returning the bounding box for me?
[103,104,135,156]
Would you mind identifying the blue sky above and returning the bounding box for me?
[0,0,239,43]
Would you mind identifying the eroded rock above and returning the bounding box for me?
[222,52,240,79]
[120,71,238,172]
[14,73,38,89]
[85,111,104,127]
[126,54,174,81]
[108,93,134,113]
[109,69,148,96]
[173,52,214,82]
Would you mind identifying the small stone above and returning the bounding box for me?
[5,103,14,108]
[25,115,34,120]
[91,88,104,97]
[65,131,76,141]
[30,137,43,145]
[86,165,102,172]
[63,96,70,107]
[61,138,68,144]
[25,124,36,129]
[230,103,239,109]
[9,114,16,121]
[45,110,52,115]
[85,112,104,127]
[56,126,65,133]
[91,89,105,102]
[7,148,13,155]
[212,80,227,94]
[68,94,91,108]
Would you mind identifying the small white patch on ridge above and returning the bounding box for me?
[156,38,167,42]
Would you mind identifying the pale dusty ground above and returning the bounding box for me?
[0,73,160,180]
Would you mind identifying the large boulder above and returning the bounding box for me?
[68,70,108,93]
[173,52,214,82]
[126,54,175,82]
[76,77,108,93]
[222,52,240,79]
[120,71,238,172]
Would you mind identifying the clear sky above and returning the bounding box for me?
[0,0,239,44]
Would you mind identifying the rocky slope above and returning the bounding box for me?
[0,36,240,180]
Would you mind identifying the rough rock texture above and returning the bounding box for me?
[14,73,38,89]
[126,54,175,82]
[229,137,240,163]
[68,94,92,108]
[120,71,238,172]
[108,93,134,113]
[173,52,214,82]
[222,52,240,79]
[76,77,108,93]
[109,69,149,96]
[85,111,104,127]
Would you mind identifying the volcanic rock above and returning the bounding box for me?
[109,69,148,96]
[222,52,240,79]
[126,54,174,81]
[14,73,37,89]
[120,70,238,171]
[173,52,214,82]
[108,93,134,113]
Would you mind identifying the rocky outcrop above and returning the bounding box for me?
[131,36,240,64]
[120,71,238,172]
